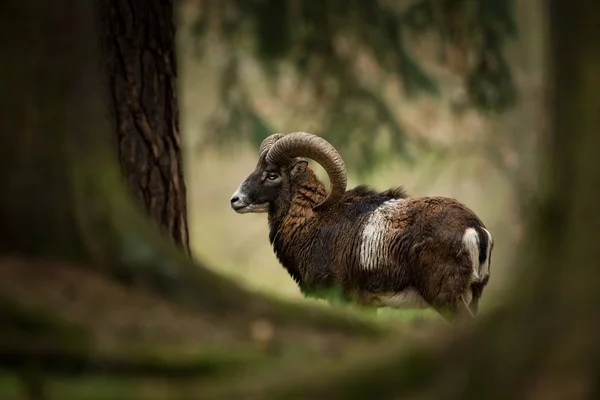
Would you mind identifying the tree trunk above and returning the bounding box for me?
[98,0,190,252]
[0,0,240,313]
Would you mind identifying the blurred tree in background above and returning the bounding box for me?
[190,0,517,172]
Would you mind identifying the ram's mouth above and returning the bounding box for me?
[232,203,269,214]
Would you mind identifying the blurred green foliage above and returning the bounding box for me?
[190,0,516,173]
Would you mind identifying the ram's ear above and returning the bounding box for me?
[290,159,308,178]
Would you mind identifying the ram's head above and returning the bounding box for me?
[230,132,347,214]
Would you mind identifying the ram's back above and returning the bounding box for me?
[307,193,488,292]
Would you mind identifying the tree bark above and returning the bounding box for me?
[98,0,190,252]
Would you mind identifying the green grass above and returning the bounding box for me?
[0,374,22,399]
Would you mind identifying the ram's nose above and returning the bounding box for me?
[230,191,246,211]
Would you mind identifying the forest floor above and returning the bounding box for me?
[0,256,448,398]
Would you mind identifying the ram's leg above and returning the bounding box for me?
[468,289,481,316]
[428,289,481,322]
[315,285,353,309]
[427,301,459,322]
[468,277,489,316]
[420,264,474,322]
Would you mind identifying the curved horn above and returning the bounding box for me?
[266,132,347,211]
[258,133,285,158]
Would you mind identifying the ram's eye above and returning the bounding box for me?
[266,173,279,181]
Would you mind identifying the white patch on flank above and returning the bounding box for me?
[359,199,408,270]
[480,228,493,279]
[377,289,429,309]
[462,227,481,282]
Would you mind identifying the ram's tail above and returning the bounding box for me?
[462,226,494,315]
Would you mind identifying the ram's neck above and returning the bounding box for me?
[289,173,328,216]
[268,169,327,234]
[267,172,328,287]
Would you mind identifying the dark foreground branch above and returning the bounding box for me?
[0,340,260,379]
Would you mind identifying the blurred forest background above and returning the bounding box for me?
[180,0,545,309]
[11,0,600,398]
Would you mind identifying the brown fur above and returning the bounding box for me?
[234,159,492,321]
